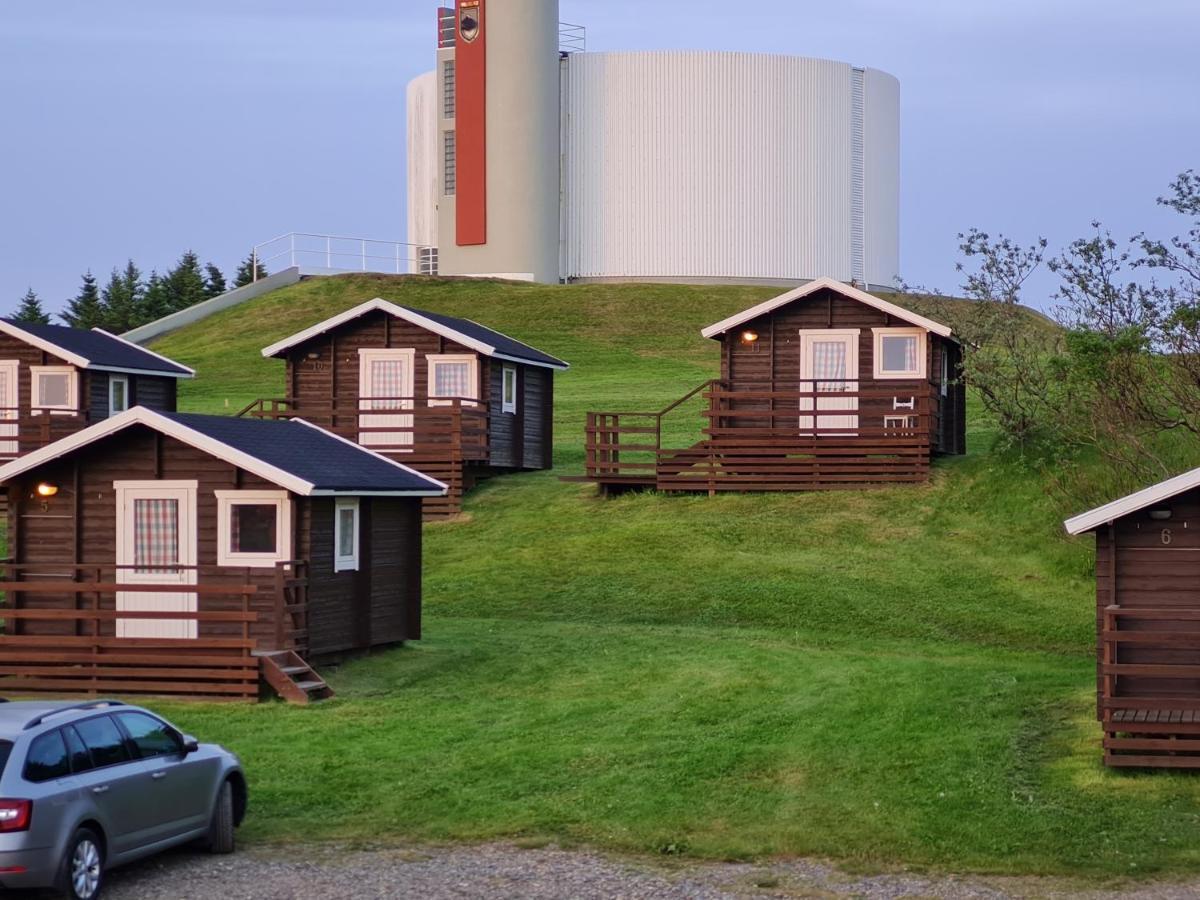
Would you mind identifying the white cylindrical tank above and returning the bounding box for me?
[560,51,900,289]
[406,71,438,254]
[437,0,561,282]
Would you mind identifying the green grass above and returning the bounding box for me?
[136,274,1200,877]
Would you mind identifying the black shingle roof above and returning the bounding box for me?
[402,307,568,369]
[160,412,445,494]
[1,320,192,376]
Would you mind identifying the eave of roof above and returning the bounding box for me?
[260,298,569,370]
[0,321,194,378]
[700,277,955,340]
[1064,467,1200,535]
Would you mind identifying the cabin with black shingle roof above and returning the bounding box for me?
[249,298,570,518]
[0,318,193,461]
[0,407,446,703]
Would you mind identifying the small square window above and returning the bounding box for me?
[31,366,78,414]
[335,498,360,573]
[216,491,291,568]
[872,329,926,380]
[502,365,517,415]
[109,376,129,416]
[427,354,478,407]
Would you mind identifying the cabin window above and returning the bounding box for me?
[216,490,292,568]
[30,366,78,414]
[109,375,129,416]
[334,498,360,572]
[940,348,950,397]
[502,365,517,414]
[427,354,478,407]
[871,328,926,380]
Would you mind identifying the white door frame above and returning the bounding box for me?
[358,348,416,450]
[0,360,19,458]
[799,329,860,434]
[114,480,198,639]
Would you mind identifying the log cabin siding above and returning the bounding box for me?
[87,372,177,420]
[717,287,964,455]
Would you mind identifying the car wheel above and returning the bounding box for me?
[59,827,104,900]
[208,780,236,854]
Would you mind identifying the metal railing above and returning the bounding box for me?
[251,233,436,282]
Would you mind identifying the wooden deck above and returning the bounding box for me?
[0,562,314,702]
[1100,605,1200,767]
[582,380,934,494]
[240,397,487,518]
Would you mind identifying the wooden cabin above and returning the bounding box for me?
[246,299,569,518]
[1066,473,1200,768]
[578,278,965,494]
[0,318,192,460]
[0,407,446,703]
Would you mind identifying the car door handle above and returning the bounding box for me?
[151,771,167,780]
[92,785,110,795]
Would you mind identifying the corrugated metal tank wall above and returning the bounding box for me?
[561,51,900,287]
[406,70,439,251]
[863,68,901,289]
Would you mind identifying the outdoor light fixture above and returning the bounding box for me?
[35,482,58,498]
[306,352,320,360]
[1149,508,1172,520]
[741,330,759,344]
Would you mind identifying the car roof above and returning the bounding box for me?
[0,700,134,739]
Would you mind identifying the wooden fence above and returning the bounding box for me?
[1101,605,1200,768]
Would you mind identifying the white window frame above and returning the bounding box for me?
[872,328,927,380]
[940,347,950,397]
[426,354,479,407]
[502,365,517,415]
[30,365,79,415]
[334,498,360,573]
[108,374,130,417]
[215,490,293,568]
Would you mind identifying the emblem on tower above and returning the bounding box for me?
[459,1,481,43]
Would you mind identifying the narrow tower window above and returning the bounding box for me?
[442,60,456,118]
[443,130,457,196]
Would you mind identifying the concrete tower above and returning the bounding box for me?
[434,0,561,283]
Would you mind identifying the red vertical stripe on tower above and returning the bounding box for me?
[455,0,487,246]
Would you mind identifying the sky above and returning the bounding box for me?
[1,1,1197,316]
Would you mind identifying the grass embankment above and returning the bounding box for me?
[144,275,1200,877]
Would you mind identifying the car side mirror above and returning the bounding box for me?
[182,735,200,754]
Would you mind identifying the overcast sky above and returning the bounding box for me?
[1,1,1196,315]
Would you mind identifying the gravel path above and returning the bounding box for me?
[92,842,1200,900]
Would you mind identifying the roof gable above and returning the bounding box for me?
[0,408,447,497]
[1064,469,1200,535]
[0,320,194,378]
[260,298,569,370]
[700,277,955,340]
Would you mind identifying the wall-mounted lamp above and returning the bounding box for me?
[35,482,58,499]
[1149,508,1172,521]
[740,330,759,345]
[305,351,321,361]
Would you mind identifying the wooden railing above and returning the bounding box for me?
[1101,605,1200,767]
[0,407,92,461]
[585,380,937,489]
[238,396,489,461]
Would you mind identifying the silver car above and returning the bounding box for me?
[0,699,246,899]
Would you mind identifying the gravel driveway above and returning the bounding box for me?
[86,842,1200,900]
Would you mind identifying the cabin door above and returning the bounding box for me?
[115,481,198,639]
[358,349,416,451]
[799,330,860,434]
[0,360,18,458]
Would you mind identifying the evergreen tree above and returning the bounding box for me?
[233,250,268,288]
[203,262,227,298]
[140,271,170,323]
[163,250,208,314]
[12,288,51,325]
[60,271,104,329]
[100,260,143,333]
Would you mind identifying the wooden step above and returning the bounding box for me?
[258,650,334,704]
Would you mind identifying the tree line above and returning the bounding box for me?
[913,168,1200,506]
[11,250,268,331]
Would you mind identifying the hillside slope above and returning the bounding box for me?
[143,275,1200,877]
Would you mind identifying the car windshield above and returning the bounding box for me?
[0,740,12,777]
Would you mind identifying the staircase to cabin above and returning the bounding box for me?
[257,650,334,704]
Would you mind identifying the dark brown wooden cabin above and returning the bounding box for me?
[0,407,445,703]
[0,318,192,461]
[245,298,569,518]
[1066,473,1200,768]
[579,278,965,494]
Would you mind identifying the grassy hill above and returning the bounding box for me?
[147,275,1200,877]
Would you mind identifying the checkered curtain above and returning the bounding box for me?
[368,359,406,410]
[434,362,471,400]
[134,499,179,574]
[811,341,847,392]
